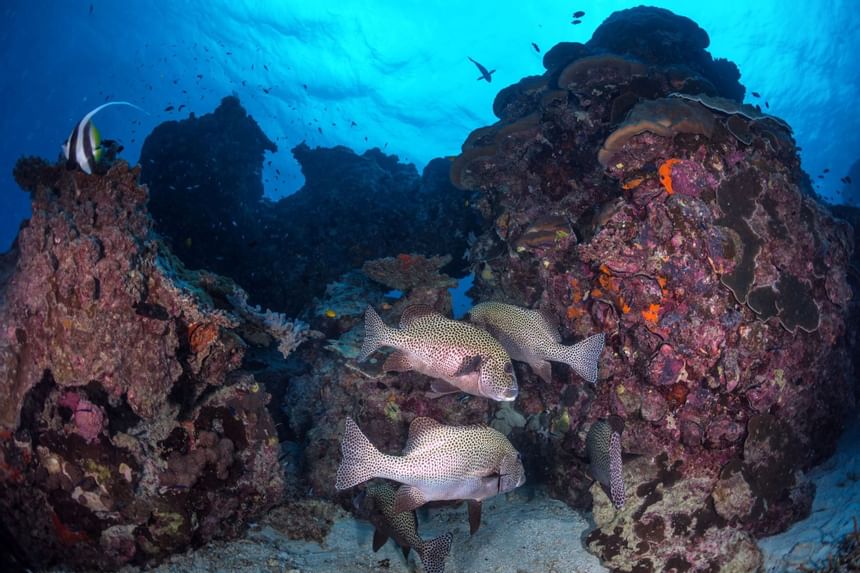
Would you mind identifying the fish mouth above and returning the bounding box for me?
[499,387,519,401]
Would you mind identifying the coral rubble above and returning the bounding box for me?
[141,97,480,315]
[0,159,299,569]
[449,5,856,571]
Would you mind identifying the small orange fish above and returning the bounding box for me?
[622,177,644,190]
[324,309,337,318]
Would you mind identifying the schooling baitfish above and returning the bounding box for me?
[468,301,605,384]
[359,304,518,401]
[336,416,525,532]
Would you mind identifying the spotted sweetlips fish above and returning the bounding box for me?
[355,483,453,573]
[586,416,626,509]
[468,301,605,384]
[359,304,518,401]
[336,416,526,534]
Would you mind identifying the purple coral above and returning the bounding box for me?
[58,392,105,443]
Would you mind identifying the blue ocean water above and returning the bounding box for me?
[1,4,860,572]
[1,0,859,252]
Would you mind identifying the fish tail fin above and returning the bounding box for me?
[417,532,453,573]
[358,306,394,362]
[335,417,385,490]
[554,333,605,383]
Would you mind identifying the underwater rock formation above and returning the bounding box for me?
[448,6,856,572]
[0,159,300,569]
[141,98,481,315]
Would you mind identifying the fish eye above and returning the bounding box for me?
[504,363,513,374]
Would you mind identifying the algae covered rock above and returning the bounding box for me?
[0,160,289,569]
[450,5,855,571]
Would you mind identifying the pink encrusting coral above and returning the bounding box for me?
[449,5,856,572]
[57,391,105,443]
[0,159,297,569]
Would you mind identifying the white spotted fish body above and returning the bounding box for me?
[359,304,518,401]
[586,416,626,509]
[359,483,453,573]
[336,417,525,514]
[468,301,605,384]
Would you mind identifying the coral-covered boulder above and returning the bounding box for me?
[449,6,855,571]
[141,97,481,315]
[586,6,744,101]
[0,159,299,569]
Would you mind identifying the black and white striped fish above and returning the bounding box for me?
[63,101,142,174]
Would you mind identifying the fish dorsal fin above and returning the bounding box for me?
[537,308,562,342]
[372,529,389,552]
[76,101,146,130]
[454,355,482,376]
[399,304,440,328]
[403,417,442,454]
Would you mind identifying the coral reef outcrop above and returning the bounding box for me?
[0,159,301,569]
[446,5,856,572]
[141,97,481,315]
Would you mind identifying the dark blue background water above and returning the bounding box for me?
[2,1,859,252]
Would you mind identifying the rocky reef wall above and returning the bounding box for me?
[141,96,481,316]
[446,6,856,572]
[0,160,301,569]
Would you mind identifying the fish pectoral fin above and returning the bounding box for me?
[372,529,389,552]
[383,350,414,373]
[467,500,482,535]
[530,360,553,383]
[426,379,462,399]
[454,355,482,376]
[394,485,427,513]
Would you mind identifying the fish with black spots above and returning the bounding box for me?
[355,483,453,573]
[468,301,604,384]
[467,56,496,82]
[337,416,526,534]
[586,416,626,509]
[360,305,518,401]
